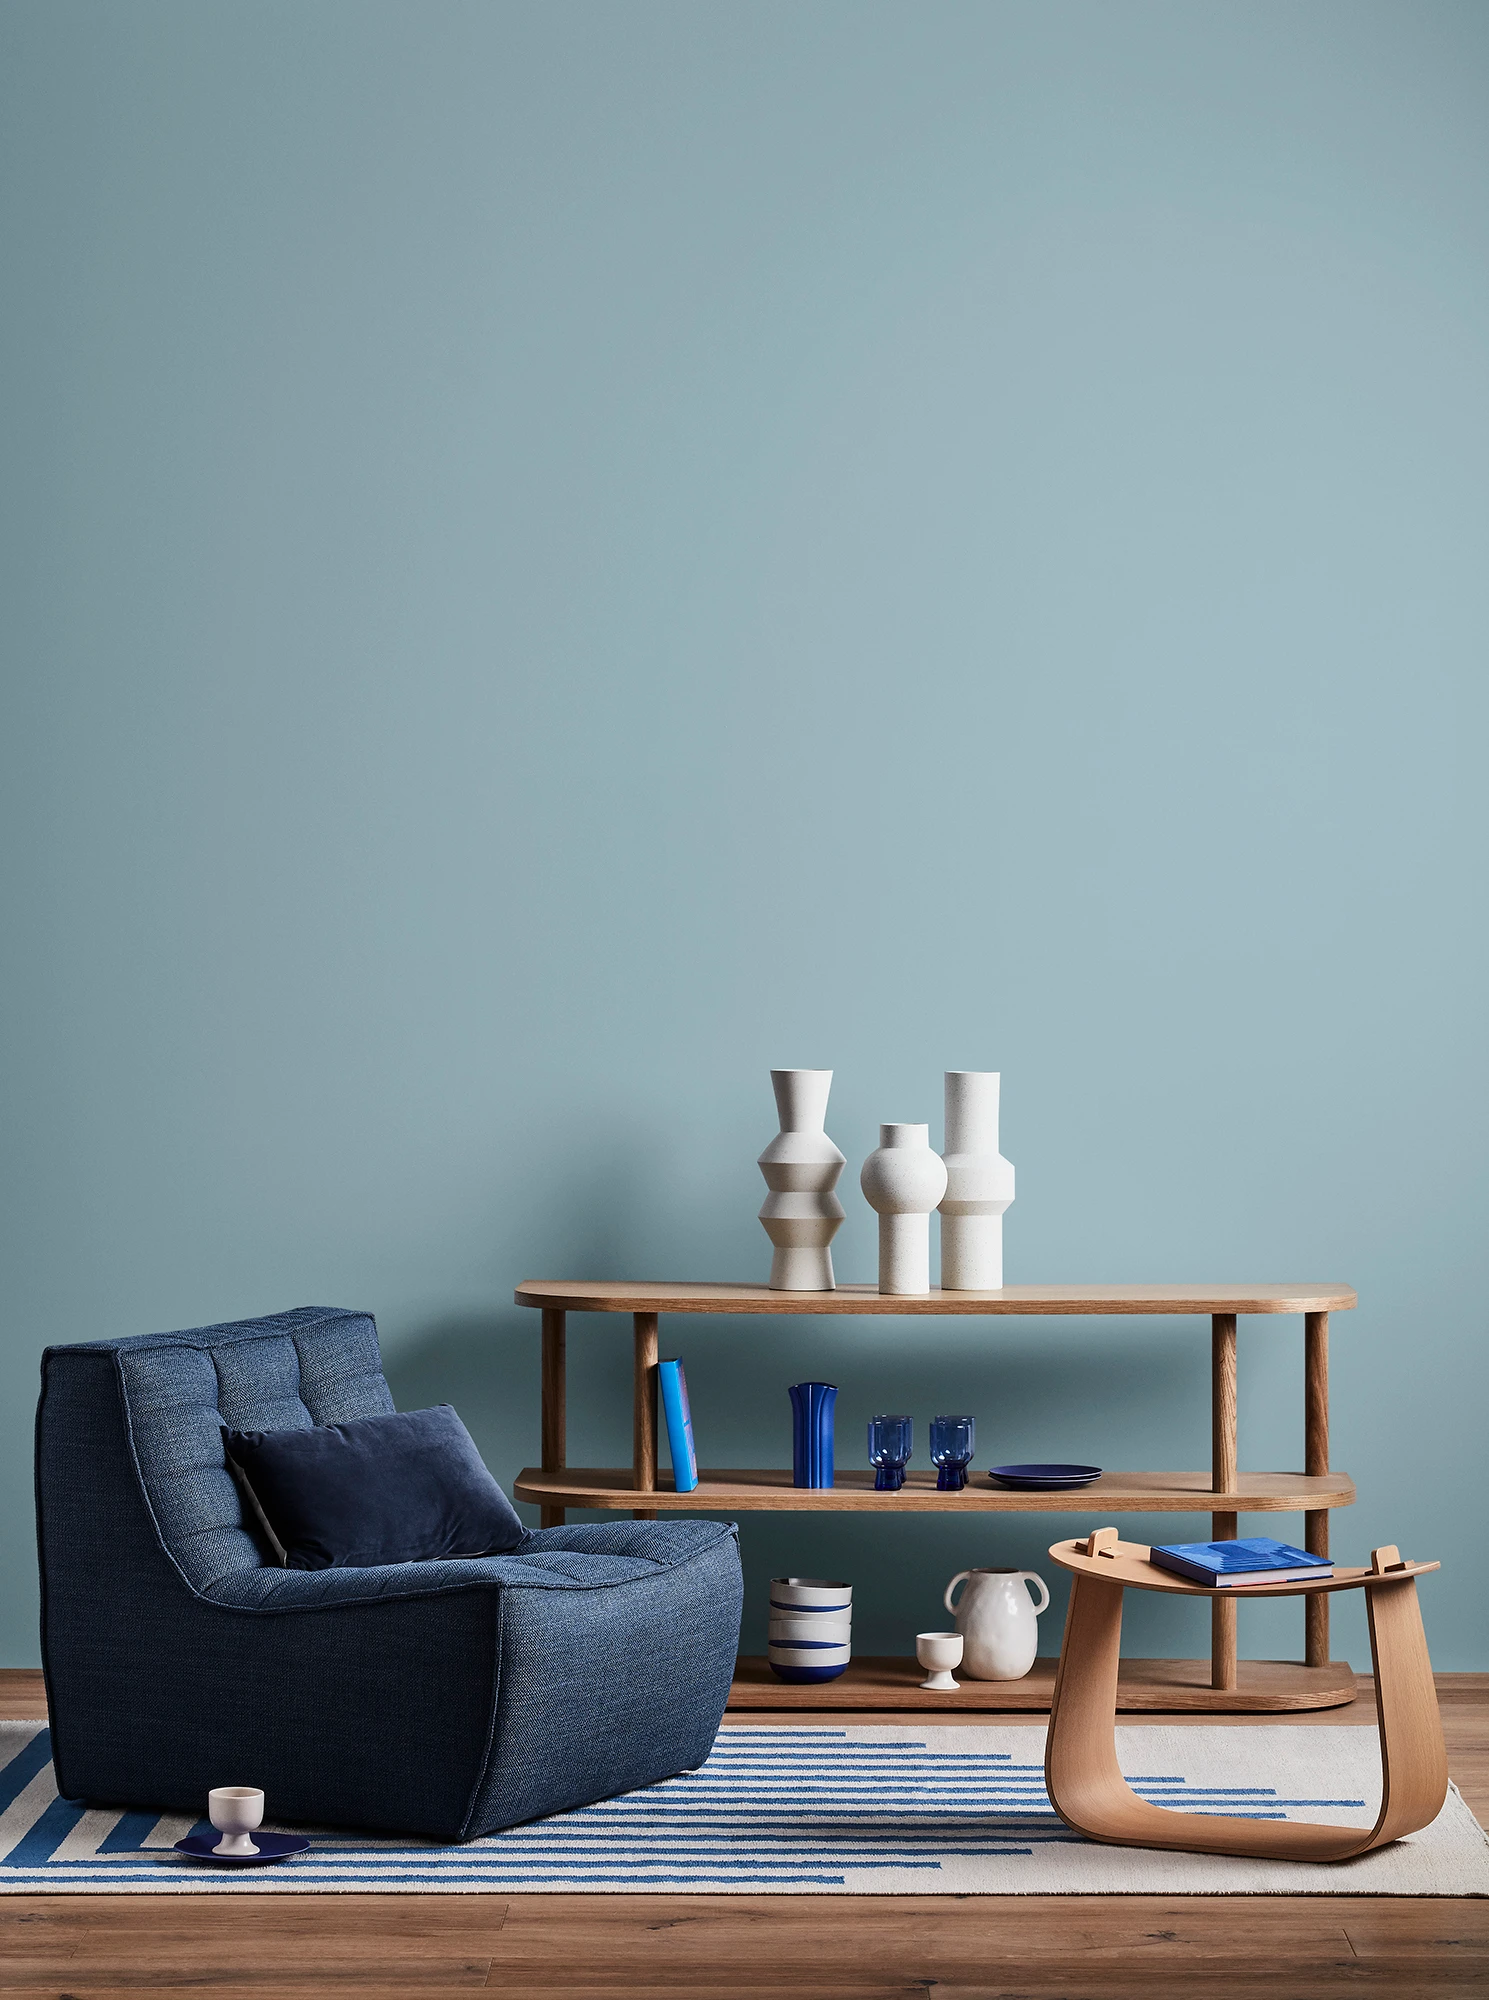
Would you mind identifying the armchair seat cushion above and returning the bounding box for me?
[203,1518,732,1612]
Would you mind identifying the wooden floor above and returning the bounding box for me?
[4,1668,1487,1998]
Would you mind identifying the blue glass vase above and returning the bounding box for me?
[789,1381,837,1488]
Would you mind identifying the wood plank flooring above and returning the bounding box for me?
[3,1669,1486,1998]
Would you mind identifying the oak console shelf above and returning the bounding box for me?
[726,1653,1357,1713]
[513,1277,1357,1714]
[515,1467,1355,1515]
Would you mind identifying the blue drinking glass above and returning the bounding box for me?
[868,1414,913,1491]
[930,1413,976,1490]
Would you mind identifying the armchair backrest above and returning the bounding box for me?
[38,1308,394,1595]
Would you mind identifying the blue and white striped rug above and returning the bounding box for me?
[3,1722,1485,1894]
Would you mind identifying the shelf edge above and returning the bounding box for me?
[514,1468,1358,1514]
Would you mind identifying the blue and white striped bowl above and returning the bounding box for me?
[768,1614,851,1645]
[769,1576,852,1612]
[768,1577,852,1681]
[767,1642,852,1668]
[766,1639,852,1682]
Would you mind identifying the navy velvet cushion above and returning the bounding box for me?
[222,1405,525,1570]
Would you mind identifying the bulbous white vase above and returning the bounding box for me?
[943,1567,1050,1680]
[938,1071,1015,1290]
[859,1123,948,1295]
[758,1069,846,1291]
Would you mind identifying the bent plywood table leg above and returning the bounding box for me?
[1045,1534,1447,1861]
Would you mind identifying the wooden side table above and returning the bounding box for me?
[1045,1529,1447,1859]
[513,1279,1358,1713]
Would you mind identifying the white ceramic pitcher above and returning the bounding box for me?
[943,1566,1051,1680]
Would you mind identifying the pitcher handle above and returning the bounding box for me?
[944,1571,971,1616]
[1020,1571,1051,1615]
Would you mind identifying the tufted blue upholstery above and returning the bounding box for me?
[108,1310,395,1591]
[36,1310,742,1839]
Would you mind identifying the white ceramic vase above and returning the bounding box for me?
[943,1567,1051,1680]
[758,1070,846,1291]
[859,1124,949,1295]
[938,1071,1015,1290]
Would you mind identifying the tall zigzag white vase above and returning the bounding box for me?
[758,1069,846,1291]
[938,1070,1015,1290]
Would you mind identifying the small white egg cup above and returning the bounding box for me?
[916,1630,964,1690]
[209,1786,265,1857]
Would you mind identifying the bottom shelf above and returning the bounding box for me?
[728,1655,1358,1714]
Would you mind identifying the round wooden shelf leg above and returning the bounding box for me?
[632,1311,659,1521]
[539,1308,566,1530]
[1305,1310,1330,1668]
[1211,1313,1238,1691]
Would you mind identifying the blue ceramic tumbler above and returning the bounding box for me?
[789,1381,837,1488]
[868,1413,913,1491]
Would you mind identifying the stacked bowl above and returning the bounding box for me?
[767,1576,852,1682]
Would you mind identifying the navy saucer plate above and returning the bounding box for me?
[987,1463,1103,1490]
[174,1831,311,1865]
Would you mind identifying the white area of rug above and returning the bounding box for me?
[3,1721,1485,1893]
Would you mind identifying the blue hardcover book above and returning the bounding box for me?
[658,1358,699,1493]
[1150,1537,1332,1587]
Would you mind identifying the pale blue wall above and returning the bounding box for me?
[3,1,1486,1671]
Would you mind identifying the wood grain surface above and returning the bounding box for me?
[1047,1534,1439,1598]
[1044,1556,1448,1861]
[727,1653,1357,1712]
[0,1670,1484,1999]
[512,1465,1357,1512]
[516,1279,1358,1315]
[630,1310,658,1519]
[1305,1309,1331,1670]
[539,1307,566,1531]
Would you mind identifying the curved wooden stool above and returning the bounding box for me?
[1045,1529,1446,1860]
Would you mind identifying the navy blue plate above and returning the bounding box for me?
[987,1463,1102,1490]
[174,1831,311,1865]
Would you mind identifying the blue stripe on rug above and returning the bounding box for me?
[0,1728,51,1810]
[0,1723,1387,1895]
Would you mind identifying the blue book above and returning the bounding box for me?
[658,1358,699,1493]
[1149,1537,1333,1587]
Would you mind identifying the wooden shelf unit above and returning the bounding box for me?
[513,1278,1357,1714]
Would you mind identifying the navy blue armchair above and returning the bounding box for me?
[35,1308,742,1840]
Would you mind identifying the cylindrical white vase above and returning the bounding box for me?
[758,1069,846,1291]
[860,1123,949,1295]
[938,1071,1015,1290]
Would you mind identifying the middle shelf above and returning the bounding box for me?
[513,1466,1357,1513]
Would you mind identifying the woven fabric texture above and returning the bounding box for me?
[35,1310,742,1840]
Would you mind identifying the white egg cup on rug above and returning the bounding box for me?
[208,1787,264,1857]
[860,1123,948,1295]
[938,1071,1015,1290]
[757,1069,847,1291]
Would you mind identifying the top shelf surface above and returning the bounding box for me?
[515,1281,1356,1317]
